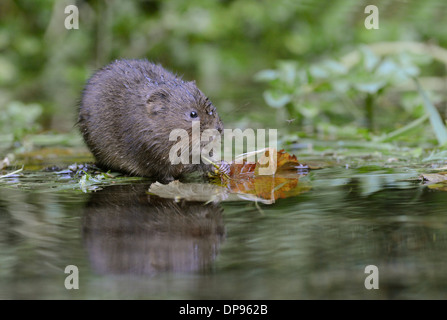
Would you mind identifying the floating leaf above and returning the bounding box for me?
[226,175,310,202]
[148,180,279,204]
[148,180,229,203]
[427,183,447,191]
[207,149,311,203]
[420,171,447,192]
[421,172,447,184]
[150,149,311,204]
[228,162,257,178]
[255,149,307,175]
[228,149,310,202]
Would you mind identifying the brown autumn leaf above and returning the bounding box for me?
[255,148,308,175]
[228,162,257,179]
[420,172,447,191]
[149,149,312,204]
[427,183,447,191]
[148,180,285,204]
[227,175,310,202]
[212,148,308,182]
[421,172,447,184]
[209,148,311,203]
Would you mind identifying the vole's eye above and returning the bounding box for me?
[190,111,198,118]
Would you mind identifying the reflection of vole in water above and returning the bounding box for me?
[82,184,225,275]
[78,59,224,182]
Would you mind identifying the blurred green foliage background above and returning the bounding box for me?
[1,0,447,145]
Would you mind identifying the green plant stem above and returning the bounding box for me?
[414,78,447,146]
[375,114,429,142]
[285,103,296,121]
[365,94,374,132]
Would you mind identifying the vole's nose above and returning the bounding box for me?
[216,122,224,134]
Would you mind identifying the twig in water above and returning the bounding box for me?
[0,166,24,179]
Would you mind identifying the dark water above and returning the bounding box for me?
[1,162,447,299]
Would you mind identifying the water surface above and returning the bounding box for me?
[1,157,446,299]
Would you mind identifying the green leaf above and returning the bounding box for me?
[254,69,278,82]
[375,58,398,78]
[360,46,380,72]
[310,59,347,79]
[332,79,350,93]
[322,59,348,75]
[299,104,319,119]
[263,90,291,109]
[415,78,447,146]
[309,64,329,79]
[277,61,298,86]
[353,81,386,94]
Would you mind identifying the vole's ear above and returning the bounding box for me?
[146,89,169,115]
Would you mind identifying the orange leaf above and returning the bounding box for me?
[210,149,311,202]
[227,175,310,202]
[255,149,308,175]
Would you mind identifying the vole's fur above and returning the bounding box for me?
[78,59,224,182]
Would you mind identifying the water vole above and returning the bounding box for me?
[78,59,224,182]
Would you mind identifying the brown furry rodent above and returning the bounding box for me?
[78,59,224,182]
